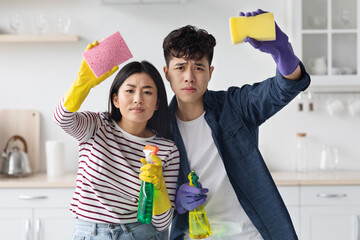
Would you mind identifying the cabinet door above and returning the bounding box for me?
[33,208,75,240]
[0,208,32,240]
[301,206,360,240]
[289,0,360,86]
[277,186,301,237]
[286,206,300,238]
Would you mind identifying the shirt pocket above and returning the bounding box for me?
[220,120,255,158]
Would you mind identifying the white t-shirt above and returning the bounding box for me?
[177,112,263,240]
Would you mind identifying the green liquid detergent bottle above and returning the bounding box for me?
[188,171,212,239]
[137,145,159,224]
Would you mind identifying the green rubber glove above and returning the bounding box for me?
[139,154,172,215]
[63,41,119,112]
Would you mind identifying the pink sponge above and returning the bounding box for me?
[83,31,133,78]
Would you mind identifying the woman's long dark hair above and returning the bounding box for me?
[107,61,170,139]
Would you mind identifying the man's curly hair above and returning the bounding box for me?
[163,25,216,67]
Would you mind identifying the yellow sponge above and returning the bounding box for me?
[229,12,276,44]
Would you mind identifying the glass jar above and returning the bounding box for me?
[295,132,308,172]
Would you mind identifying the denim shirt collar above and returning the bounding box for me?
[168,96,190,178]
[203,89,217,109]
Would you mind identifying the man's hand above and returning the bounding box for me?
[240,9,300,78]
[175,182,208,214]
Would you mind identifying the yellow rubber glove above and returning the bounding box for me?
[139,154,172,215]
[63,41,119,112]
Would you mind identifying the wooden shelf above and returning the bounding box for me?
[0,34,79,43]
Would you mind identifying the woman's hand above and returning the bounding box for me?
[139,154,164,190]
[63,41,119,112]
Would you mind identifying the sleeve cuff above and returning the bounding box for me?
[275,62,311,92]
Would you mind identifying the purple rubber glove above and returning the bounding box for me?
[175,182,209,214]
[240,9,300,76]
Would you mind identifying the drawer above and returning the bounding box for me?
[0,188,74,208]
[277,186,300,206]
[300,186,360,206]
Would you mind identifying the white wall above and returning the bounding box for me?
[0,0,359,173]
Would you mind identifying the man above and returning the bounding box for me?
[163,10,310,240]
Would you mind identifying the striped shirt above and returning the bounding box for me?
[53,99,180,231]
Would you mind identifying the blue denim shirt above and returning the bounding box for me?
[169,63,311,240]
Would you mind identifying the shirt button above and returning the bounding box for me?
[229,131,233,136]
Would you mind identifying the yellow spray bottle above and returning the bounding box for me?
[188,171,212,239]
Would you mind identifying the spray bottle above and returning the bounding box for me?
[188,171,212,239]
[137,145,159,224]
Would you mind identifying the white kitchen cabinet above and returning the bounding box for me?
[300,185,360,240]
[301,207,360,240]
[0,188,75,240]
[277,186,301,238]
[289,0,360,86]
[278,184,360,240]
[0,209,32,240]
[34,208,75,240]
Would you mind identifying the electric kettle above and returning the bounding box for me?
[0,135,32,177]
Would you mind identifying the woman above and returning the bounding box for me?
[54,41,180,240]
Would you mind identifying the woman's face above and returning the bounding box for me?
[113,72,158,126]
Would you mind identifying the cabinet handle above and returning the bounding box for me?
[35,218,41,240]
[316,193,347,198]
[25,219,31,240]
[18,195,48,200]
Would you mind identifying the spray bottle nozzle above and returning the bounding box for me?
[188,171,199,188]
[143,145,159,164]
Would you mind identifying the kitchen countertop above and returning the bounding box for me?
[0,171,360,188]
[0,173,76,188]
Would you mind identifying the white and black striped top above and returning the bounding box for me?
[53,99,180,231]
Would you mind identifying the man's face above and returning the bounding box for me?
[163,56,214,106]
